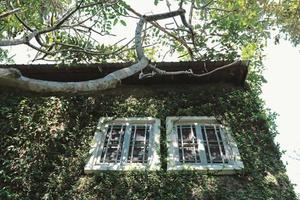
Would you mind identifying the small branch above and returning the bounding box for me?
[0,1,113,47]
[0,8,21,19]
[26,42,55,55]
[140,61,241,79]
[127,6,194,60]
[0,33,36,46]
[144,9,185,21]
[179,0,184,8]
[189,0,195,25]
[193,0,214,9]
[166,0,180,29]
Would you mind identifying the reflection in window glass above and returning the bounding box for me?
[201,125,228,164]
[177,125,201,163]
[128,125,151,163]
[100,125,126,163]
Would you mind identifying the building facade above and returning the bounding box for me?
[0,61,297,199]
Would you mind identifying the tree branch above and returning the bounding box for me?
[0,0,112,47]
[139,61,241,79]
[0,7,189,94]
[127,6,194,60]
[0,8,20,19]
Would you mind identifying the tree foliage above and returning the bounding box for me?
[0,0,299,62]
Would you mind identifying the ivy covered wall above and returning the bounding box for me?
[0,85,297,200]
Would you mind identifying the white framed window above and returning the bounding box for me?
[166,116,244,173]
[84,117,160,173]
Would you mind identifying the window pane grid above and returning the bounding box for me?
[201,125,228,164]
[177,125,200,163]
[202,126,213,164]
[214,125,226,163]
[100,125,126,163]
[142,125,150,163]
[128,124,151,164]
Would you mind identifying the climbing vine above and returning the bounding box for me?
[0,85,297,200]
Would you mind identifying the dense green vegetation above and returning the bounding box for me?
[0,85,297,199]
[1,0,300,63]
[1,0,299,199]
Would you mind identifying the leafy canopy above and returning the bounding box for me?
[0,0,299,64]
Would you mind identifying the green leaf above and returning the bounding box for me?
[120,20,127,26]
[113,18,118,26]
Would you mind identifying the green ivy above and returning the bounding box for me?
[0,85,297,200]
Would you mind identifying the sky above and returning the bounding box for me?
[3,0,300,195]
[262,40,300,194]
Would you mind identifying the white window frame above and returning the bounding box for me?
[84,117,160,173]
[166,116,244,174]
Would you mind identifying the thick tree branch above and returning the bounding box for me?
[0,8,189,94]
[0,33,36,46]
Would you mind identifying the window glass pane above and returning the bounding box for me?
[177,125,200,163]
[100,125,126,163]
[127,125,151,163]
[201,125,228,164]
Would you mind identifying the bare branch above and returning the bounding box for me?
[0,33,36,46]
[0,8,20,19]
[0,0,112,47]
[193,0,214,9]
[127,6,194,60]
[144,9,185,21]
[26,42,55,55]
[140,61,241,79]
[165,0,180,29]
[179,0,184,8]
[189,0,195,25]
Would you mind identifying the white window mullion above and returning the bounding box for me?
[179,125,185,163]
[142,124,149,164]
[102,125,114,163]
[196,124,207,164]
[115,125,125,163]
[173,126,180,164]
[203,125,212,163]
[214,125,225,164]
[129,125,137,163]
[121,124,131,164]
[220,126,231,163]
[191,125,198,163]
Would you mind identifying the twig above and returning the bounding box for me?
[139,61,241,79]
[127,6,194,60]
[0,8,20,19]
[0,0,114,47]
[166,0,180,29]
[189,0,195,25]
